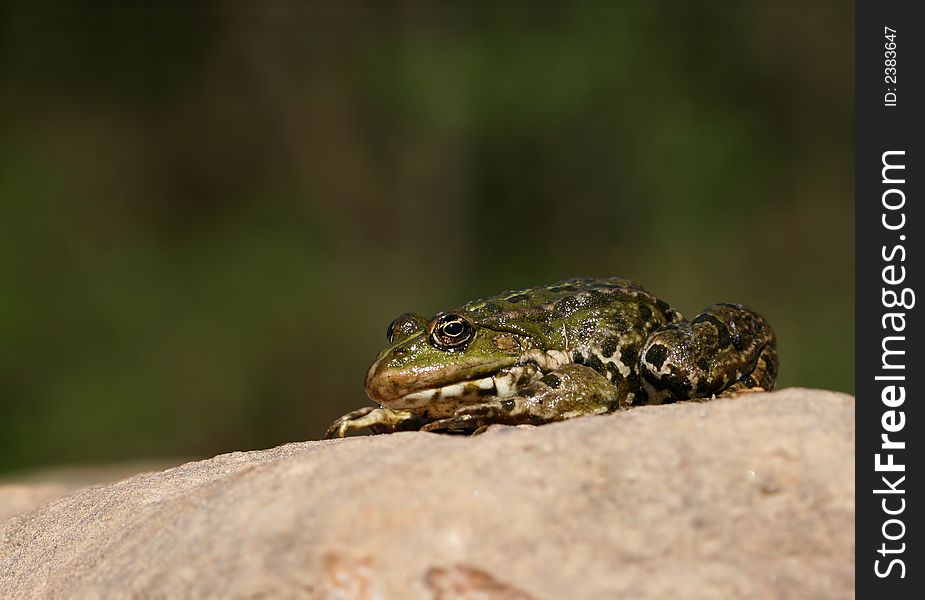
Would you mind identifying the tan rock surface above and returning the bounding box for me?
[0,460,190,523]
[0,484,73,523]
[0,388,854,599]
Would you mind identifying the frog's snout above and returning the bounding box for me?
[364,357,395,404]
[364,353,436,405]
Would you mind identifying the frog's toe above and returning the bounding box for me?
[324,406,427,438]
[420,401,518,433]
[324,420,353,439]
[324,406,377,439]
[420,413,481,433]
[325,406,408,439]
[720,384,769,397]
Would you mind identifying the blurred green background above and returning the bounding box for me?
[0,2,853,475]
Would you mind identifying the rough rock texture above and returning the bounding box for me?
[0,461,183,522]
[0,388,854,599]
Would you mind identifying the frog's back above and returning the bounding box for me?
[458,277,681,328]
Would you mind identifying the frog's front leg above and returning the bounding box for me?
[324,406,425,439]
[639,302,778,403]
[421,364,621,433]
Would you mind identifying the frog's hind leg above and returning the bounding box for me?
[639,303,778,404]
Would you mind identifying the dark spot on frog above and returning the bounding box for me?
[549,284,579,293]
[501,399,516,411]
[571,351,585,365]
[732,334,746,351]
[506,294,530,303]
[639,304,652,321]
[585,352,605,375]
[692,313,732,347]
[697,358,710,372]
[540,373,561,389]
[626,373,644,401]
[611,315,630,332]
[606,362,623,384]
[392,347,408,356]
[644,366,692,402]
[691,313,714,325]
[600,336,618,358]
[620,345,638,367]
[763,353,778,378]
[645,344,669,369]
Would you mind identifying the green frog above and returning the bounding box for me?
[325,277,777,438]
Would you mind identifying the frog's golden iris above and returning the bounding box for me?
[326,277,778,438]
[428,313,475,351]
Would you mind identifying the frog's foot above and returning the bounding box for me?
[722,385,768,397]
[323,406,423,439]
[420,398,537,434]
[640,303,778,403]
[721,341,778,394]
[422,363,620,434]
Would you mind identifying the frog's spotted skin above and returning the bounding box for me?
[325,277,778,438]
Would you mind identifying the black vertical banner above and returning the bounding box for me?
[856,0,923,596]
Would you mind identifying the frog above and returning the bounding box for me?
[324,277,778,438]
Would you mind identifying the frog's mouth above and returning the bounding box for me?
[394,365,542,410]
[365,361,542,411]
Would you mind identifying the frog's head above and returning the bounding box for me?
[365,311,528,410]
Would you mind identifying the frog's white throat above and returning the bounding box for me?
[390,364,542,410]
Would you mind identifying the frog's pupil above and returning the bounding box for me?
[444,321,464,336]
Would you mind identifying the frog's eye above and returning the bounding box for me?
[428,313,475,351]
[386,319,399,344]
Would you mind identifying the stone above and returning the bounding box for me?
[0,485,71,523]
[0,388,854,598]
